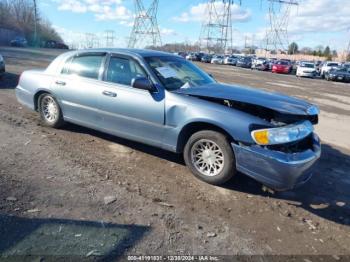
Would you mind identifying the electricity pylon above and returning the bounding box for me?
[128,0,162,48]
[199,0,234,53]
[264,0,298,53]
[105,30,115,48]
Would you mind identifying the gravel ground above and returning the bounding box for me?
[0,47,349,260]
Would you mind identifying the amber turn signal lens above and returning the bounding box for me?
[252,130,269,145]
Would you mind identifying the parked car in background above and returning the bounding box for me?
[186,53,197,61]
[10,37,28,47]
[320,61,340,78]
[340,62,350,70]
[272,60,292,74]
[223,55,238,65]
[211,55,224,64]
[296,62,316,78]
[201,54,212,63]
[315,60,322,74]
[174,52,187,58]
[42,40,69,49]
[0,54,5,78]
[56,42,69,49]
[236,57,252,68]
[325,67,350,82]
[251,57,268,71]
[267,58,278,70]
[15,48,321,190]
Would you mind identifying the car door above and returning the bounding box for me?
[98,54,165,147]
[52,52,107,127]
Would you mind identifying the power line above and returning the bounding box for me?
[128,0,162,48]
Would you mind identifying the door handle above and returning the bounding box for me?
[102,91,117,97]
[55,80,66,86]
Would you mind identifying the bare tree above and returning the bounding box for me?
[0,0,62,45]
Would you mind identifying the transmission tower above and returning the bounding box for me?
[128,0,162,48]
[199,0,234,53]
[105,30,115,47]
[264,0,298,53]
[85,33,100,49]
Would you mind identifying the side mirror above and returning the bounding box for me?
[131,77,156,92]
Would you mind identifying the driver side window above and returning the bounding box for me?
[105,56,147,86]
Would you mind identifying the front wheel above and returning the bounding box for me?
[184,130,236,185]
[38,93,65,128]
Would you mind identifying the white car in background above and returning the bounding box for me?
[223,55,238,65]
[211,55,224,64]
[296,62,316,78]
[320,61,340,78]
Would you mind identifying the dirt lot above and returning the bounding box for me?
[0,47,350,260]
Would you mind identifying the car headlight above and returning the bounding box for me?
[251,121,313,145]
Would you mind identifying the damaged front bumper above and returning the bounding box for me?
[232,133,321,191]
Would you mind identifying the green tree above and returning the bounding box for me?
[324,46,331,57]
[288,42,298,54]
[332,50,338,58]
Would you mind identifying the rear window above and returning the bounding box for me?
[276,61,289,65]
[62,54,105,79]
[328,63,338,67]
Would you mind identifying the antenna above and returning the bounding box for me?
[264,0,298,53]
[128,0,162,48]
[199,0,234,53]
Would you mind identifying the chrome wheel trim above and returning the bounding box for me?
[42,96,58,123]
[190,139,225,177]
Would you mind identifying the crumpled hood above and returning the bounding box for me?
[173,83,318,116]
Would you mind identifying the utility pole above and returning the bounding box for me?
[264,0,298,54]
[128,0,162,48]
[199,0,234,54]
[346,27,350,61]
[33,0,38,47]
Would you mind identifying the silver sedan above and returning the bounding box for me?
[16,49,321,190]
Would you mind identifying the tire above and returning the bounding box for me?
[183,130,236,185]
[38,93,65,128]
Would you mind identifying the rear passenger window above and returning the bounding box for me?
[63,54,105,79]
[106,57,147,86]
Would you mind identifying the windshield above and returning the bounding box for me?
[328,63,338,67]
[240,57,250,62]
[302,63,315,68]
[145,56,215,90]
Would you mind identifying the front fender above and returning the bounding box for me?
[163,92,271,152]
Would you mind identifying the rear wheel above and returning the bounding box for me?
[184,130,236,185]
[38,93,65,128]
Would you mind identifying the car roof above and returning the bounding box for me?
[67,48,174,58]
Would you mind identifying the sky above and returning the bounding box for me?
[39,0,350,51]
